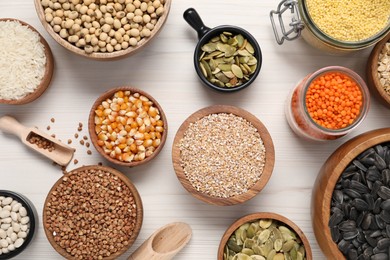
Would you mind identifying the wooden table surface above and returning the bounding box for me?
[1,0,389,259]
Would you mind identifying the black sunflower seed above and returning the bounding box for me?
[375,153,387,171]
[375,145,385,158]
[379,210,390,223]
[381,169,390,186]
[345,189,363,199]
[373,246,388,254]
[375,214,386,230]
[339,220,357,232]
[385,150,390,166]
[377,238,390,250]
[380,199,390,210]
[361,156,376,166]
[329,211,344,227]
[363,193,375,210]
[371,253,388,260]
[351,180,370,194]
[333,190,344,204]
[359,148,375,160]
[350,207,358,221]
[354,198,369,211]
[374,198,383,214]
[354,160,368,172]
[369,230,382,238]
[371,181,383,197]
[386,225,390,237]
[378,186,390,200]
[338,239,350,254]
[365,235,378,247]
[331,226,340,242]
[361,213,373,230]
[367,167,382,182]
[363,247,373,259]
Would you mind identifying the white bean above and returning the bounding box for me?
[0,210,10,219]
[1,247,9,253]
[6,227,13,237]
[7,244,15,251]
[20,217,29,225]
[14,238,23,248]
[17,231,27,239]
[10,233,17,242]
[0,239,8,248]
[11,203,21,212]
[0,224,10,230]
[21,225,28,232]
[12,223,20,233]
[10,212,17,222]
[18,207,27,217]
[0,230,5,239]
[2,218,12,224]
[1,197,12,206]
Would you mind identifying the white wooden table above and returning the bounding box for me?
[1,0,389,259]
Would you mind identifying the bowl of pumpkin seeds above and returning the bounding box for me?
[218,212,312,260]
[184,8,262,92]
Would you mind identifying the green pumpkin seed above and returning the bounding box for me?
[236,34,245,47]
[274,239,283,251]
[231,64,243,79]
[245,42,255,54]
[201,42,217,52]
[215,72,230,83]
[267,249,276,260]
[260,219,273,229]
[219,64,232,71]
[199,62,207,78]
[228,238,243,253]
[273,253,284,260]
[200,60,212,78]
[223,31,233,36]
[281,240,296,252]
[247,223,259,238]
[242,248,254,256]
[220,33,229,43]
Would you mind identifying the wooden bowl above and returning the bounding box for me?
[312,128,390,259]
[172,105,275,206]
[217,212,313,260]
[0,18,54,105]
[34,0,171,60]
[88,87,168,167]
[367,32,390,108]
[43,165,143,259]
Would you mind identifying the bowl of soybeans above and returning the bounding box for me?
[172,105,275,206]
[218,212,312,260]
[88,87,167,167]
[312,128,390,259]
[34,0,171,60]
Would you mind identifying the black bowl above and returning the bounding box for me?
[0,190,37,259]
[184,8,262,93]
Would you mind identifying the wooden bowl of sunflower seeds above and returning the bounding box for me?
[367,32,390,108]
[312,128,390,259]
[172,105,275,206]
[42,165,143,259]
[218,212,312,260]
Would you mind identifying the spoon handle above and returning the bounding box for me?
[0,116,27,139]
[128,222,192,260]
[183,8,211,40]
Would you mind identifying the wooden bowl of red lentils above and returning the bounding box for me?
[88,87,167,167]
[43,165,143,259]
[367,32,390,108]
[172,105,275,206]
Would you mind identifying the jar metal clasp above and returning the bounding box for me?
[270,0,304,45]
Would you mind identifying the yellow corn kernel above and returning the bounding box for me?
[110,103,120,112]
[118,143,127,149]
[125,124,132,132]
[120,103,127,110]
[155,126,164,132]
[138,124,146,133]
[115,147,121,155]
[109,150,116,158]
[156,120,164,127]
[104,141,113,149]
[138,152,145,160]
[148,107,157,117]
[156,132,161,139]
[116,90,124,98]
[97,140,104,146]
[144,133,151,140]
[102,101,110,109]
[95,109,104,117]
[98,132,108,141]
[126,138,134,145]
[130,143,137,153]
[103,108,112,116]
[116,97,124,105]
[95,125,102,134]
[126,111,137,118]
[135,139,143,146]
[143,117,151,126]
[134,132,144,140]
[143,139,152,148]
[137,145,145,152]
[145,150,153,157]
[153,139,161,147]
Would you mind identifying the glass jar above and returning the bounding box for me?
[285,66,370,141]
[270,0,390,54]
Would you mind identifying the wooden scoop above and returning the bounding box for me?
[128,222,192,260]
[0,116,75,166]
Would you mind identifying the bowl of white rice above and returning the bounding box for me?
[0,18,54,105]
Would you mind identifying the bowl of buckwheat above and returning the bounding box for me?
[43,165,143,259]
[34,0,171,60]
[88,87,167,167]
[367,32,390,108]
[172,105,275,206]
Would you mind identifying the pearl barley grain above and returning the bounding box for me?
[179,113,266,198]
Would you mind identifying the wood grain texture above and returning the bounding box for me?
[366,32,390,108]
[217,212,313,260]
[42,165,144,259]
[172,105,275,206]
[33,0,171,60]
[88,87,168,167]
[0,18,54,105]
[312,128,390,259]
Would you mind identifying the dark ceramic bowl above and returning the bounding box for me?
[184,8,262,93]
[0,190,37,259]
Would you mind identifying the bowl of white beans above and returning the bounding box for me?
[0,190,37,259]
[34,0,171,60]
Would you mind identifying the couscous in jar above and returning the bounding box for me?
[270,0,390,53]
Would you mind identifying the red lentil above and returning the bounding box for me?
[305,72,363,130]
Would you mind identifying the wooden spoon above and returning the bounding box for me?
[0,116,75,166]
[128,222,192,260]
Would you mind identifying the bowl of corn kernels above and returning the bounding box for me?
[88,87,167,167]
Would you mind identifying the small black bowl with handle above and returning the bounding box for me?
[183,8,262,93]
